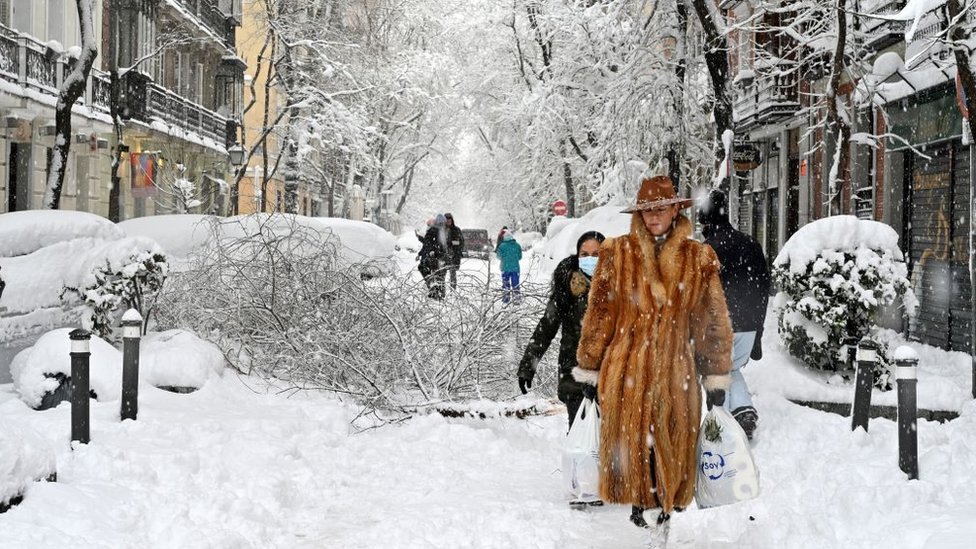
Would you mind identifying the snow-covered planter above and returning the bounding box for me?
[773,216,917,389]
[0,423,57,512]
[61,237,168,341]
[141,329,225,392]
[10,328,122,410]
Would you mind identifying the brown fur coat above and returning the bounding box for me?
[574,213,733,512]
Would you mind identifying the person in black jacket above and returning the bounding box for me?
[418,214,448,299]
[517,231,606,426]
[698,190,771,440]
[444,213,465,290]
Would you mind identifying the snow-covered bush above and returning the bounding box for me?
[154,216,552,414]
[61,237,168,341]
[773,216,917,389]
[141,329,225,391]
[10,328,122,409]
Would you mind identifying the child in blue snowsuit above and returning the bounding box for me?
[496,230,523,304]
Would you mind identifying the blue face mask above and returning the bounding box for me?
[578,256,598,277]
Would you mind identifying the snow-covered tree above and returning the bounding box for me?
[42,0,99,209]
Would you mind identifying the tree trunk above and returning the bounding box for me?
[687,0,733,190]
[108,0,123,222]
[559,138,576,217]
[668,1,689,190]
[43,0,99,209]
[825,0,851,216]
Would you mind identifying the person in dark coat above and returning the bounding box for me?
[418,214,449,299]
[518,231,606,425]
[444,213,465,290]
[698,189,772,440]
[518,230,605,508]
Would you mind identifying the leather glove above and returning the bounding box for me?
[518,375,533,395]
[706,389,726,410]
[582,383,598,402]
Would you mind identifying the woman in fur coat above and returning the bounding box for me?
[573,175,733,537]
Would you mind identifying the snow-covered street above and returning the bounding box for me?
[3,348,976,549]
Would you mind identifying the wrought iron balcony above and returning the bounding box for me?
[146,82,231,146]
[862,0,908,52]
[0,23,109,114]
[167,0,236,49]
[733,68,800,132]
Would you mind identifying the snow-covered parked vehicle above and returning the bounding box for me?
[0,211,167,343]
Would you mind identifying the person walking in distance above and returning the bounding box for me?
[419,214,449,299]
[574,175,733,543]
[495,229,523,304]
[698,190,771,440]
[444,213,465,290]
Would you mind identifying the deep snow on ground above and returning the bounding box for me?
[5,215,976,547]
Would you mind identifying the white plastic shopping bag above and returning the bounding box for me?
[563,398,601,502]
[695,406,760,509]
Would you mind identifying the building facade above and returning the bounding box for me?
[724,0,973,352]
[0,0,245,220]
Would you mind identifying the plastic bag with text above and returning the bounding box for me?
[695,406,760,509]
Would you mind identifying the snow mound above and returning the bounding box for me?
[538,206,632,274]
[774,215,904,274]
[10,328,122,409]
[118,215,216,259]
[0,210,123,258]
[0,423,56,507]
[141,330,226,389]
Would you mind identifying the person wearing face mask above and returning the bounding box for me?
[517,231,606,432]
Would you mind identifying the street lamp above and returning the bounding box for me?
[227,143,245,168]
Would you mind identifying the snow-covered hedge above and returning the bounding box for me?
[10,328,122,409]
[141,329,225,390]
[538,205,631,275]
[61,237,168,341]
[0,423,56,510]
[773,216,917,389]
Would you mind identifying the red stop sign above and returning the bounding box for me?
[552,200,567,216]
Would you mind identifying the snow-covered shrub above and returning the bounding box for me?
[10,328,122,409]
[154,215,552,415]
[141,329,225,391]
[61,237,168,341]
[773,216,917,389]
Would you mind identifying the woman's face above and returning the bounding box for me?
[578,239,601,258]
[640,204,678,236]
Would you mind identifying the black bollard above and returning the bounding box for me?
[69,328,92,445]
[121,310,143,421]
[895,346,919,480]
[851,338,879,432]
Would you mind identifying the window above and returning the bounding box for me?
[0,0,10,27]
[47,0,64,44]
[10,0,31,33]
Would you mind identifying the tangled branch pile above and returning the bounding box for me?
[155,216,555,412]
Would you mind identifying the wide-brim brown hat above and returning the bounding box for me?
[621,175,694,213]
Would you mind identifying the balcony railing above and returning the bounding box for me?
[734,68,800,131]
[168,0,235,49]
[0,22,231,148]
[863,0,908,51]
[146,82,231,145]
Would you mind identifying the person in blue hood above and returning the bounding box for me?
[495,229,523,304]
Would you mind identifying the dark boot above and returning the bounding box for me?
[630,506,649,528]
[733,407,759,440]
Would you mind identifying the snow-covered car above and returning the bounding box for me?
[461,229,491,260]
